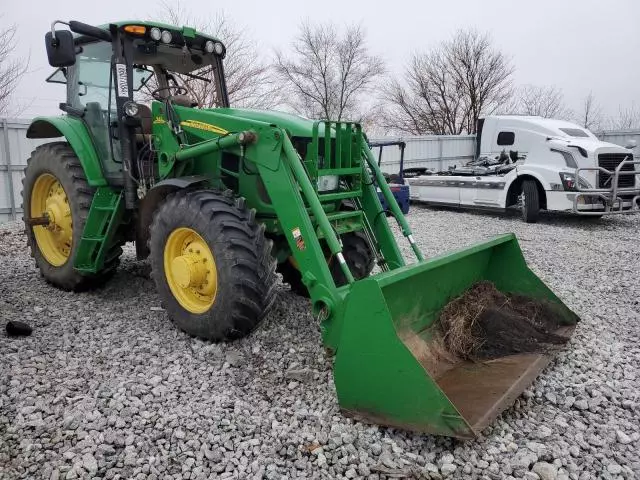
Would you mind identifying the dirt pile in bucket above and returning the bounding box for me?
[435,281,569,360]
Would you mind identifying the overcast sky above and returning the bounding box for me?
[4,0,640,122]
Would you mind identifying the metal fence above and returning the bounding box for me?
[596,131,640,158]
[0,119,48,223]
[370,135,475,175]
[1,116,639,224]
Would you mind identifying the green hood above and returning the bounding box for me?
[213,108,320,137]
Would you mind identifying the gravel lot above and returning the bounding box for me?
[1,206,639,480]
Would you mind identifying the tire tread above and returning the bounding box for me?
[149,189,277,341]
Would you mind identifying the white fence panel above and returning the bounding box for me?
[370,135,476,174]
[0,119,49,223]
[596,131,640,159]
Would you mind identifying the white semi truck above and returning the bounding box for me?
[406,115,639,222]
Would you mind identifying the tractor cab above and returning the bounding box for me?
[41,20,228,193]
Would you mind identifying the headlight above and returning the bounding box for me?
[559,172,576,191]
[150,27,161,41]
[213,42,224,55]
[124,101,139,117]
[161,30,172,44]
[317,175,339,192]
[559,172,591,191]
[204,40,215,53]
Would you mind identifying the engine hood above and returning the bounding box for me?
[211,108,319,137]
[548,136,631,155]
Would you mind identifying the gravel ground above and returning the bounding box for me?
[1,206,639,480]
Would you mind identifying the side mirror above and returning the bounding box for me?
[625,139,637,149]
[45,30,76,67]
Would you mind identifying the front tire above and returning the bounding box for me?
[149,190,277,341]
[521,179,540,223]
[278,231,375,296]
[22,142,121,291]
[330,231,375,286]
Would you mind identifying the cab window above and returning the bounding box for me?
[63,42,153,111]
[497,131,515,146]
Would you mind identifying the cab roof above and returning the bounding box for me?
[94,20,221,43]
[487,115,598,140]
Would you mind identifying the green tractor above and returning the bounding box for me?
[23,19,578,438]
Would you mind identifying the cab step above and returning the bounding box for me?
[74,187,124,274]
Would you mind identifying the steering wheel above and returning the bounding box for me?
[151,85,188,101]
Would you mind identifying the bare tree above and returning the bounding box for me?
[153,1,282,109]
[380,51,469,135]
[511,84,572,119]
[274,21,384,121]
[576,91,604,131]
[0,22,29,116]
[380,29,514,135]
[607,103,640,130]
[449,30,515,133]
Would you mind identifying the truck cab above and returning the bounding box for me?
[408,115,639,222]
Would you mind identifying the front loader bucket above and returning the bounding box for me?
[333,233,578,439]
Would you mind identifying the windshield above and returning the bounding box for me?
[128,38,227,108]
[559,128,591,138]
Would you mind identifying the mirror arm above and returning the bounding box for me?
[49,20,113,44]
[49,20,70,46]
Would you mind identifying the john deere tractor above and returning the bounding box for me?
[23,19,578,438]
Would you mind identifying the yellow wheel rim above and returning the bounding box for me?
[163,227,217,314]
[30,173,73,267]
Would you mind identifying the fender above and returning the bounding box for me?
[135,175,211,260]
[26,116,107,187]
[502,168,552,208]
[514,167,554,190]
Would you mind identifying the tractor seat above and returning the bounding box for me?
[136,104,152,143]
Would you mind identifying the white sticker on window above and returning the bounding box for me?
[115,64,129,98]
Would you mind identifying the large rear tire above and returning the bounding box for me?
[521,179,540,223]
[21,142,122,291]
[149,190,278,341]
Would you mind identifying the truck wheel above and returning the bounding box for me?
[22,142,122,291]
[330,231,375,287]
[149,190,277,341]
[520,180,540,223]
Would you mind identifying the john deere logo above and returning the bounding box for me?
[180,120,228,135]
